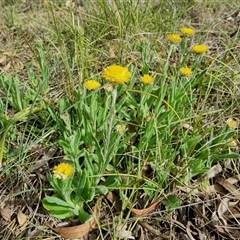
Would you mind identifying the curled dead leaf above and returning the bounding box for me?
[46,199,99,239]
[52,218,96,239]
[131,198,162,216]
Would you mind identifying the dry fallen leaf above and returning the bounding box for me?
[181,122,193,131]
[51,218,96,239]
[131,198,162,216]
[206,163,222,179]
[0,55,7,64]
[205,183,225,195]
[216,178,240,196]
[217,198,229,221]
[105,192,122,211]
[17,211,28,227]
[47,199,99,239]
[0,208,12,222]
[3,61,11,71]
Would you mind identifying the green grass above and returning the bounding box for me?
[0,0,240,239]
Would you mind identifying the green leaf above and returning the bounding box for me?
[43,199,76,219]
[78,208,92,223]
[43,196,74,208]
[95,185,108,195]
[163,195,180,209]
[102,175,121,189]
[49,210,76,219]
[74,169,87,201]
[212,152,240,162]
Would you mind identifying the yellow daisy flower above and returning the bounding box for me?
[102,65,131,84]
[83,80,101,90]
[141,74,154,84]
[53,163,74,180]
[180,27,195,36]
[167,33,182,44]
[226,118,237,128]
[192,44,208,54]
[180,67,192,76]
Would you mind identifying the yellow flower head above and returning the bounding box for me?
[116,124,126,133]
[226,118,237,128]
[53,163,74,180]
[192,44,208,54]
[141,74,154,84]
[180,27,195,36]
[180,67,192,76]
[83,80,101,90]
[104,83,113,92]
[226,137,238,148]
[167,33,182,44]
[102,65,131,84]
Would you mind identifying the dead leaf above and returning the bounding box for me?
[181,122,193,131]
[105,192,122,211]
[51,218,95,239]
[225,175,240,185]
[205,183,225,195]
[0,55,7,64]
[216,178,240,196]
[2,51,13,56]
[131,198,162,216]
[17,211,28,227]
[218,198,229,220]
[0,208,12,222]
[3,61,11,71]
[48,199,99,239]
[206,163,222,179]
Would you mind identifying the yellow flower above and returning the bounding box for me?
[53,163,74,180]
[180,67,192,76]
[226,118,237,128]
[102,65,131,84]
[167,33,182,44]
[192,44,208,54]
[116,124,126,133]
[180,27,195,36]
[83,80,101,90]
[226,137,238,148]
[141,74,154,84]
[104,83,113,92]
